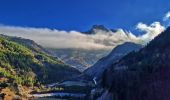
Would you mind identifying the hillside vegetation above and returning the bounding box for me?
[0,35,80,98]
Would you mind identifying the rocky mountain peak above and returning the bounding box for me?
[84,25,109,34]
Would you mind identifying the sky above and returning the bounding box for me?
[0,0,170,32]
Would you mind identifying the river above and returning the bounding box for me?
[32,92,86,100]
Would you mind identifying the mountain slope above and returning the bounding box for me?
[49,48,109,71]
[1,34,50,54]
[0,35,80,97]
[101,27,170,100]
[84,42,142,78]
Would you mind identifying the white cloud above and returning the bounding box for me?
[0,22,164,50]
[136,22,165,43]
[163,11,170,27]
[0,25,132,49]
[163,11,170,21]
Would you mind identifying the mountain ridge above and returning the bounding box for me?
[100,27,170,100]
[84,42,142,78]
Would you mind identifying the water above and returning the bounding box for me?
[32,92,86,100]
[36,98,66,100]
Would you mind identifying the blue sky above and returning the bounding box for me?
[0,0,170,32]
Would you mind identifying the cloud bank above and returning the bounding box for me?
[0,25,132,49]
[1,11,169,50]
[0,22,164,50]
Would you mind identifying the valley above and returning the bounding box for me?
[0,1,169,100]
[0,33,138,99]
[0,25,168,100]
[29,27,170,100]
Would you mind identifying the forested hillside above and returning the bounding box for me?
[101,27,170,100]
[0,35,80,98]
